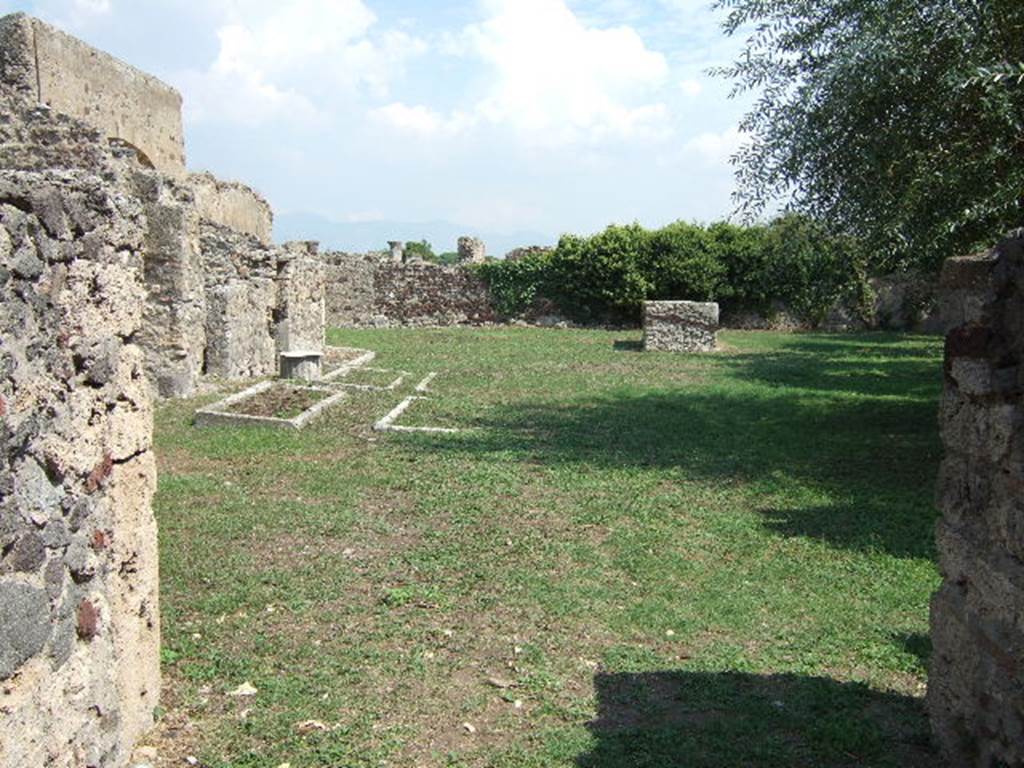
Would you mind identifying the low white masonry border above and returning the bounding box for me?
[320,347,377,382]
[195,380,349,431]
[373,373,462,434]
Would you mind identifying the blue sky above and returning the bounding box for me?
[2,0,753,245]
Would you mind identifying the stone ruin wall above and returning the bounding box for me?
[0,169,159,768]
[929,232,1024,766]
[323,252,496,328]
[0,13,185,176]
[277,242,326,352]
[0,13,333,767]
[187,172,273,246]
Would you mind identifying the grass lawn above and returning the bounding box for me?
[151,328,946,768]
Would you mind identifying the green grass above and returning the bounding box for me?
[153,328,945,767]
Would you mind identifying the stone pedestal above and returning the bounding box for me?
[280,351,323,382]
[643,301,719,352]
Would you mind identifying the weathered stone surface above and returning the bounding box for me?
[0,584,50,679]
[205,278,278,380]
[0,13,185,175]
[275,253,325,354]
[457,236,486,264]
[643,301,719,352]
[187,172,273,245]
[0,169,159,768]
[323,252,497,328]
[929,231,1024,767]
[133,172,206,398]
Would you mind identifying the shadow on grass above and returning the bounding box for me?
[578,670,941,768]
[418,334,943,559]
[613,340,644,352]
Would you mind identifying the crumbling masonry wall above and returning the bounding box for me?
[323,252,496,327]
[0,13,185,176]
[199,222,279,380]
[0,170,159,768]
[276,243,325,354]
[187,173,273,246]
[929,232,1024,766]
[132,172,207,399]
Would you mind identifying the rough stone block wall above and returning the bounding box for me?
[0,13,186,175]
[0,170,159,767]
[187,173,273,246]
[133,173,206,399]
[643,301,719,352]
[929,232,1024,767]
[457,236,486,264]
[0,99,115,175]
[276,250,325,354]
[323,253,380,327]
[374,261,496,326]
[199,223,280,379]
[322,253,495,328]
[204,279,278,380]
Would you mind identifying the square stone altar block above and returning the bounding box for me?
[643,301,719,352]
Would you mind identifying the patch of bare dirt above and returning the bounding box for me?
[227,385,326,419]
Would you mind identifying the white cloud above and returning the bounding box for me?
[679,78,703,96]
[71,0,110,13]
[175,0,426,125]
[382,0,671,146]
[370,103,465,138]
[683,126,744,165]
[471,0,670,143]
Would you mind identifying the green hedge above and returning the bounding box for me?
[475,215,871,325]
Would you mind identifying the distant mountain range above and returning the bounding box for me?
[274,212,556,258]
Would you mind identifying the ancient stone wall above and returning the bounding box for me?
[132,172,207,398]
[323,252,496,327]
[457,236,486,264]
[276,243,325,354]
[929,232,1024,766]
[643,301,719,352]
[199,222,279,380]
[0,169,159,768]
[323,253,379,326]
[187,173,273,246]
[0,13,185,176]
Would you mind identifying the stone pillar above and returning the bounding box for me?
[457,236,486,264]
[643,301,719,352]
[274,252,326,359]
[0,170,159,768]
[929,231,1024,767]
[388,240,405,263]
[204,278,278,380]
[131,172,207,398]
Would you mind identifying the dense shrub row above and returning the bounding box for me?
[475,215,871,325]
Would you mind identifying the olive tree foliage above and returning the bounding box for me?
[713,0,1024,270]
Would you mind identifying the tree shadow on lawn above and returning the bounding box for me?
[578,670,942,768]
[421,337,943,559]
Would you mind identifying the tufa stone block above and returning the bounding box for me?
[643,301,719,353]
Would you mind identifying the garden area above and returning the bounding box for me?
[151,326,946,767]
